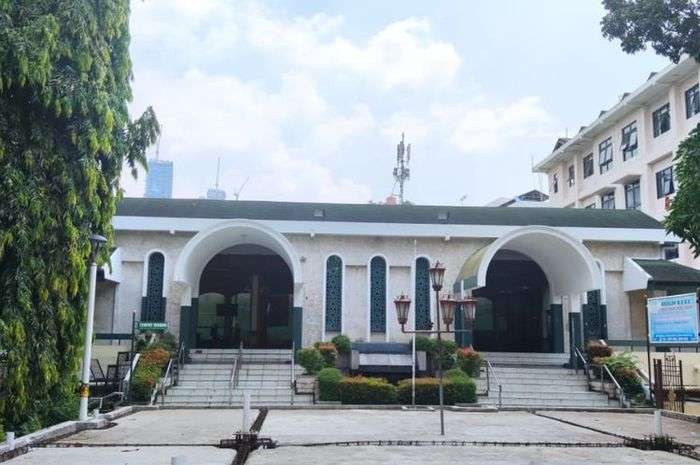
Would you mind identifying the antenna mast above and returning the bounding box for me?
[393,133,411,204]
[215,157,221,189]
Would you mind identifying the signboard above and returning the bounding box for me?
[137,321,168,332]
[647,293,699,344]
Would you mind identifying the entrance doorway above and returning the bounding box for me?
[196,244,293,349]
[472,250,550,352]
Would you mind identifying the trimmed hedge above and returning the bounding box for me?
[456,347,482,377]
[331,334,351,354]
[338,377,397,404]
[318,367,343,401]
[314,342,338,368]
[397,376,476,405]
[298,348,325,375]
[131,346,172,402]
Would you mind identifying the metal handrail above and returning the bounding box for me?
[601,364,627,408]
[228,341,243,405]
[290,341,296,405]
[484,360,502,409]
[574,347,589,379]
[121,352,140,402]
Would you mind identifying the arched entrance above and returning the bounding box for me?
[455,226,603,353]
[197,245,293,348]
[172,219,304,351]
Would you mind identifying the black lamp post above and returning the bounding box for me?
[394,260,475,436]
[79,233,107,421]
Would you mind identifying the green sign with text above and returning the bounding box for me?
[137,321,168,332]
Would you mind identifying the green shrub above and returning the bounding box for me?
[318,367,343,401]
[130,346,173,402]
[456,347,482,377]
[298,348,325,375]
[415,336,437,354]
[338,377,397,404]
[152,332,177,352]
[397,377,476,405]
[445,368,469,380]
[598,352,644,398]
[314,342,338,368]
[331,334,352,354]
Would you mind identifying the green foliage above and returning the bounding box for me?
[601,0,700,62]
[456,347,482,377]
[397,377,476,405]
[598,352,644,398]
[338,377,397,404]
[313,342,338,368]
[666,126,700,258]
[0,1,158,432]
[331,334,351,354]
[318,367,343,402]
[130,346,171,402]
[415,336,437,353]
[298,348,325,375]
[444,368,469,380]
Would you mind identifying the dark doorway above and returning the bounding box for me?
[472,249,549,352]
[196,244,293,349]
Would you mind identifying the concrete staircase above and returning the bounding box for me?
[478,352,615,409]
[161,348,313,406]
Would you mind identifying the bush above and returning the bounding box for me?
[331,334,352,354]
[415,336,437,354]
[456,347,482,377]
[318,367,343,401]
[445,368,469,380]
[598,352,644,398]
[152,332,177,352]
[338,377,397,404]
[130,346,173,402]
[298,348,325,375]
[397,376,476,405]
[314,342,338,368]
[586,341,612,359]
[139,347,171,366]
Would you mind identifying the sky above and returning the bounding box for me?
[124,0,670,206]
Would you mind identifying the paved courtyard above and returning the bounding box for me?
[5,408,699,464]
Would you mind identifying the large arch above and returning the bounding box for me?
[173,219,304,307]
[457,225,602,296]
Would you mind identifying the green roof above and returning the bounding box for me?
[633,259,700,284]
[116,198,663,229]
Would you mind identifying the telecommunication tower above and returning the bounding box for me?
[393,133,411,204]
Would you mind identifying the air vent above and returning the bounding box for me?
[313,208,325,219]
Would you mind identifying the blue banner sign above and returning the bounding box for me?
[647,293,699,344]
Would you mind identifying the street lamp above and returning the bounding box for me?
[394,260,474,436]
[79,233,107,421]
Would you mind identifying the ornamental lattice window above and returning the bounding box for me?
[145,252,165,321]
[369,256,386,333]
[325,255,343,332]
[414,257,431,330]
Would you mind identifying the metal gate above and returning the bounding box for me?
[653,354,685,413]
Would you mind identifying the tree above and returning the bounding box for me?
[602,0,700,258]
[601,0,700,62]
[0,1,159,433]
[666,126,700,257]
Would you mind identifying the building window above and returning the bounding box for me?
[652,103,671,137]
[585,203,596,209]
[600,191,615,210]
[552,174,559,193]
[414,257,431,330]
[324,255,342,332]
[583,154,594,178]
[144,252,165,321]
[686,84,700,119]
[656,166,674,198]
[621,122,638,161]
[369,256,386,333]
[624,180,641,210]
[663,244,679,260]
[598,138,613,174]
[567,165,575,187]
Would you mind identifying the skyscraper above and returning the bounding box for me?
[144,159,174,199]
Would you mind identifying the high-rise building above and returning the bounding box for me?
[144,159,174,199]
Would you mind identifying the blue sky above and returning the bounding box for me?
[125,0,669,205]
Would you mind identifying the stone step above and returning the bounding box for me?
[483,398,612,408]
[476,377,587,386]
[167,387,295,396]
[496,390,609,400]
[161,399,313,406]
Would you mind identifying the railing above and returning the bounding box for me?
[146,343,185,406]
[606,339,700,353]
[290,341,296,405]
[483,360,502,409]
[88,391,124,412]
[228,341,243,406]
[120,352,140,402]
[573,347,589,379]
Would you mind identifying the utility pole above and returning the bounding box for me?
[393,133,411,204]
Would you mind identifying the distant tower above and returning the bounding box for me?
[144,136,173,198]
[393,133,411,204]
[206,157,227,200]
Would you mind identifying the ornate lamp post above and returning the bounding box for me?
[393,261,475,436]
[79,233,107,421]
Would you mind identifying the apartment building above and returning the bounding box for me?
[534,57,700,268]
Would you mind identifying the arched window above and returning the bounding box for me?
[144,252,165,321]
[369,256,386,333]
[414,257,431,330]
[325,255,343,332]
